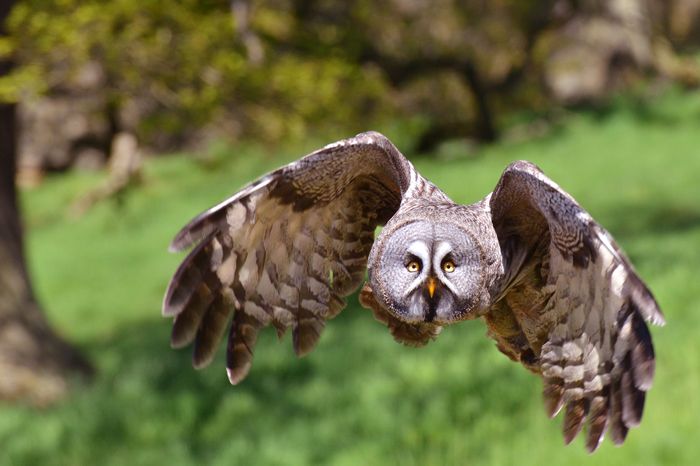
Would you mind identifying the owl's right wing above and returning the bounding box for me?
[162,131,432,384]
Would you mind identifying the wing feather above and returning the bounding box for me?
[488,160,663,451]
[163,132,420,383]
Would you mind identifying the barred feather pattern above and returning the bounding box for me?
[164,182,392,383]
[163,131,431,384]
[488,160,664,452]
[538,235,660,452]
[162,135,663,454]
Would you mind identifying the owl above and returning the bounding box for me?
[163,132,663,452]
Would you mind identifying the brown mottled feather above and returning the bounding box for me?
[488,160,663,451]
[227,310,263,384]
[170,284,214,348]
[164,132,425,382]
[563,398,589,445]
[163,137,662,454]
[585,394,609,452]
[192,293,233,369]
[610,379,630,445]
[543,377,565,418]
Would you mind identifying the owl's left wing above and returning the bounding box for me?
[487,161,664,452]
[163,132,430,384]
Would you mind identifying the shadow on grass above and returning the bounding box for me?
[70,301,539,463]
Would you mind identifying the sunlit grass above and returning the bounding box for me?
[3,90,700,465]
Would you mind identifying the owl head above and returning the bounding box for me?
[369,220,496,325]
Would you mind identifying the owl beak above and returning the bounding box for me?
[426,276,437,299]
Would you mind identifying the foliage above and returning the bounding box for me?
[4,0,696,154]
[1,90,698,465]
[1,0,390,146]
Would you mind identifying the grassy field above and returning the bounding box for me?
[2,90,700,465]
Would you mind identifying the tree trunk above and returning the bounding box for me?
[0,0,93,406]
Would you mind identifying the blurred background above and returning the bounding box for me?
[0,0,699,465]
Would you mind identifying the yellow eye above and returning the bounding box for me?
[406,261,421,273]
[442,260,456,273]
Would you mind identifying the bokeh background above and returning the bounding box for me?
[1,1,699,465]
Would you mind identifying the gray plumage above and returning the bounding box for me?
[163,131,664,452]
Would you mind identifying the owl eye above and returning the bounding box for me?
[442,260,456,273]
[406,260,421,273]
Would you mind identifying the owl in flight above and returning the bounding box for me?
[163,132,663,452]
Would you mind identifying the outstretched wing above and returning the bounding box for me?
[486,161,664,452]
[163,132,423,384]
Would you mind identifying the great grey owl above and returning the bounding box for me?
[163,132,663,452]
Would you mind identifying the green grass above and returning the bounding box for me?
[3,90,700,465]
